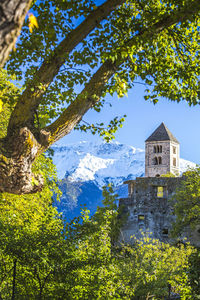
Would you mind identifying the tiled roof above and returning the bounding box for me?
[145,123,179,143]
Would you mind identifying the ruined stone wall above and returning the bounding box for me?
[119,177,182,244]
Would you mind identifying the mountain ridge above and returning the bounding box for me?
[52,140,196,186]
[52,140,196,219]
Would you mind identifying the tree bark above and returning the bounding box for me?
[0,127,43,194]
[0,0,32,67]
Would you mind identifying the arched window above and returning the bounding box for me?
[153,157,158,165]
[158,157,162,165]
[173,158,176,166]
[154,145,162,153]
[156,174,160,177]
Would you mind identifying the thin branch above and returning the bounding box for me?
[59,67,89,74]
[35,269,53,299]
[80,119,105,130]
[44,59,117,146]
[35,270,42,298]
[11,260,17,300]
[133,81,148,86]
[167,29,187,64]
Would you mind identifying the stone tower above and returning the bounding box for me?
[145,123,180,177]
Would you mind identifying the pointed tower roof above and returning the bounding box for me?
[145,123,179,143]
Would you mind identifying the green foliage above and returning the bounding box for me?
[0,69,21,108]
[171,166,200,237]
[161,172,176,177]
[120,237,194,299]
[1,2,200,297]
[0,69,21,138]
[75,115,127,142]
[0,153,63,298]
[0,94,64,297]
[188,249,200,299]
[5,0,200,137]
[54,187,195,299]
[94,185,127,244]
[0,178,196,299]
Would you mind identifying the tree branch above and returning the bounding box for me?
[43,0,200,148]
[44,60,117,146]
[125,0,200,49]
[8,0,125,134]
[11,260,17,300]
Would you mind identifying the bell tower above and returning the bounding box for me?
[145,123,180,177]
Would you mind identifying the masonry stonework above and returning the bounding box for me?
[119,123,200,246]
[145,123,180,177]
[119,177,182,244]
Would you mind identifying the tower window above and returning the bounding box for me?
[173,147,176,154]
[153,157,158,165]
[153,157,162,165]
[154,146,162,153]
[162,228,168,236]
[138,215,145,222]
[173,158,176,167]
[157,186,164,198]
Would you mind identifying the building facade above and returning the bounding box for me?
[145,123,180,177]
[119,177,182,244]
[119,123,199,246]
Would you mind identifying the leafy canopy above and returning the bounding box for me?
[6,0,200,140]
[171,166,200,237]
[0,178,196,299]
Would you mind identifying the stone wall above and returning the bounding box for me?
[119,176,200,246]
[119,177,182,244]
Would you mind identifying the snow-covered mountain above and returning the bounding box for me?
[52,141,196,219]
[52,140,196,185]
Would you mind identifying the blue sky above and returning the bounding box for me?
[58,83,200,165]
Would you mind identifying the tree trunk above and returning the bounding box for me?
[0,0,32,67]
[11,260,17,300]
[0,127,43,194]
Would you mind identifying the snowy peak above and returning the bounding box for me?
[52,141,196,187]
[68,153,114,182]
